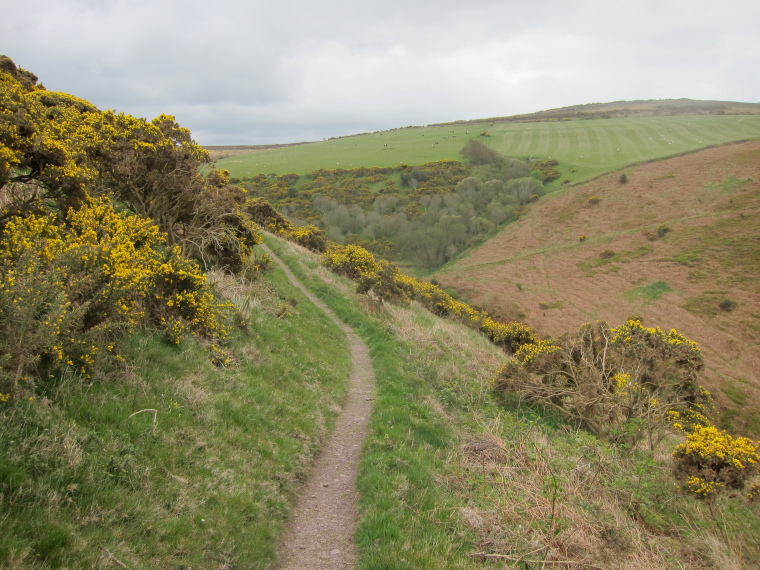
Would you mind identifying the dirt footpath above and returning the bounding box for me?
[262,244,375,570]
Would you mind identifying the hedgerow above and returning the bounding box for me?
[318,242,537,352]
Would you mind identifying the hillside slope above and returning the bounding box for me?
[269,236,760,569]
[436,140,760,434]
[214,113,760,182]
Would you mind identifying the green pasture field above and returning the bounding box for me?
[216,114,760,183]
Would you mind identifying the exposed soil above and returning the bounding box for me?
[437,140,760,433]
[262,244,374,570]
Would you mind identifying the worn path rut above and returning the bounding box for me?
[262,244,375,570]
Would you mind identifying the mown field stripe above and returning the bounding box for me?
[217,115,760,182]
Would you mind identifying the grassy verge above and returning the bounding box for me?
[266,235,760,569]
[0,262,351,568]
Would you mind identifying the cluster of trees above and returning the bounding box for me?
[240,141,549,268]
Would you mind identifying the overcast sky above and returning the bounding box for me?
[2,0,758,145]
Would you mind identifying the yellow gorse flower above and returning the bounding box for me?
[1,195,230,384]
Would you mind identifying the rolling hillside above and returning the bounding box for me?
[435,140,760,435]
[212,99,760,185]
[212,100,760,435]
[5,56,760,568]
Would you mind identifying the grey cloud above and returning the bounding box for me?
[2,0,758,144]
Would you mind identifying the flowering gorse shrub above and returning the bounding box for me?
[288,224,328,253]
[0,196,231,393]
[673,423,760,500]
[493,320,709,447]
[481,319,539,353]
[319,243,537,353]
[321,244,381,280]
[2,58,262,275]
[356,260,415,304]
[610,318,703,379]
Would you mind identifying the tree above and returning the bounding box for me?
[459,139,505,165]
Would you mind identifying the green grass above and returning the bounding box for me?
[217,115,760,184]
[265,235,496,568]
[5,232,760,567]
[265,236,760,568]
[674,250,702,266]
[723,384,750,407]
[0,263,351,569]
[578,245,654,275]
[682,292,723,316]
[670,212,760,288]
[705,175,752,192]
[622,280,673,304]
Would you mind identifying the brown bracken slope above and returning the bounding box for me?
[436,140,760,435]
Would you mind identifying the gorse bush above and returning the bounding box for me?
[1,56,260,275]
[322,244,381,280]
[0,196,231,394]
[480,318,539,352]
[356,259,415,305]
[320,242,538,353]
[246,196,328,252]
[494,319,708,448]
[673,423,760,499]
[0,56,263,393]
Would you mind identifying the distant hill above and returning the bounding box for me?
[435,140,760,435]
[205,141,310,162]
[433,98,760,125]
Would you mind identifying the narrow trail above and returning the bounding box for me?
[261,244,375,570]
